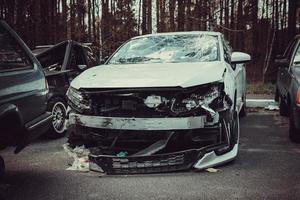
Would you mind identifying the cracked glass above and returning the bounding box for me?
[108,34,220,65]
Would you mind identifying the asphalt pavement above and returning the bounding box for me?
[1,110,300,200]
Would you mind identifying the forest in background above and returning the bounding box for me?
[0,0,299,82]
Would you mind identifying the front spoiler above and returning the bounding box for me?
[89,144,238,174]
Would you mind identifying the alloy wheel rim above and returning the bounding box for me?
[52,102,67,134]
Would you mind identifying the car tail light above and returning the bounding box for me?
[297,88,300,104]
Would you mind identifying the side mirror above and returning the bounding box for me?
[77,64,88,71]
[100,56,109,64]
[275,54,284,59]
[275,58,289,68]
[231,52,251,64]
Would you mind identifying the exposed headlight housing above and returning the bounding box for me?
[144,95,169,108]
[67,87,91,113]
[170,84,224,115]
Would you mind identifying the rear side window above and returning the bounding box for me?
[0,24,32,71]
[84,47,99,67]
[37,43,67,71]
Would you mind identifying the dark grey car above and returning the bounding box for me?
[0,21,51,176]
[275,35,300,142]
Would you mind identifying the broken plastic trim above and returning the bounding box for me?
[89,143,229,175]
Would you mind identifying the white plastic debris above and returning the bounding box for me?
[264,104,279,111]
[205,167,221,173]
[63,143,90,172]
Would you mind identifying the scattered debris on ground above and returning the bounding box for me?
[205,168,221,173]
[265,104,279,111]
[63,144,90,172]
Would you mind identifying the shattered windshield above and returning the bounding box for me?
[108,34,220,64]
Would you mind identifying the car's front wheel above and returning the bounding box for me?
[279,96,289,117]
[46,97,67,138]
[0,156,5,179]
[239,94,247,118]
[289,105,300,143]
[275,86,279,102]
[231,110,240,147]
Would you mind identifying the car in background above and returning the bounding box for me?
[35,40,100,138]
[32,45,54,56]
[66,32,250,174]
[275,35,300,142]
[0,20,51,176]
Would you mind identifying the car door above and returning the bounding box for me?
[222,37,244,111]
[277,39,298,98]
[0,21,47,123]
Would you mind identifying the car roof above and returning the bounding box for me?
[34,40,93,56]
[132,31,222,39]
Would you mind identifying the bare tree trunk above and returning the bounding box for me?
[288,0,296,40]
[177,0,185,31]
[147,0,152,33]
[169,0,175,31]
[88,0,92,40]
[138,0,142,33]
[186,0,192,30]
[142,0,147,34]
[220,0,223,26]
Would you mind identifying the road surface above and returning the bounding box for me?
[1,110,300,200]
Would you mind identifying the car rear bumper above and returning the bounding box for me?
[292,104,300,129]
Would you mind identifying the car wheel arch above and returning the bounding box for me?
[0,104,24,139]
[47,95,67,107]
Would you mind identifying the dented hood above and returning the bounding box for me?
[71,62,226,89]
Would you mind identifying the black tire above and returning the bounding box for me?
[275,87,279,102]
[289,105,300,143]
[46,97,67,139]
[239,94,247,118]
[279,96,289,117]
[0,156,5,180]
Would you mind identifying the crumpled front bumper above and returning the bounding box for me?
[67,112,238,174]
[88,144,238,174]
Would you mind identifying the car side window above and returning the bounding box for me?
[37,44,67,71]
[0,24,33,71]
[292,44,300,66]
[283,39,297,59]
[69,45,86,70]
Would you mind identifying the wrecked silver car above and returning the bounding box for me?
[66,32,251,174]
